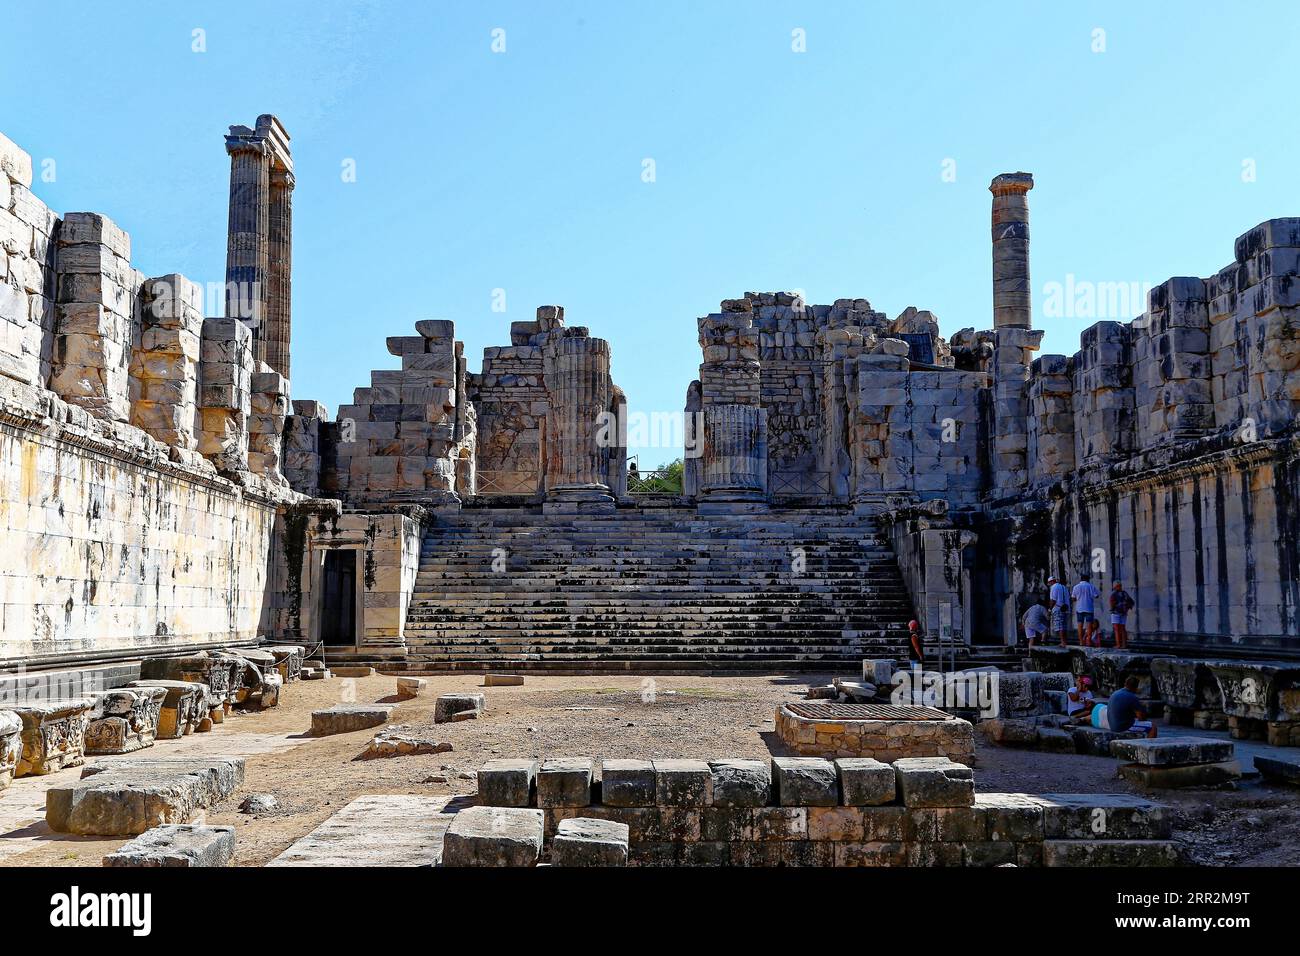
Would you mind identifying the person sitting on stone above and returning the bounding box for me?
[1021,598,1049,648]
[1109,581,1134,649]
[1071,573,1100,646]
[1066,675,1096,721]
[1091,675,1157,738]
[1047,576,1071,647]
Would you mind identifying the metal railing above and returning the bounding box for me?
[626,468,682,496]
[475,469,539,496]
[769,470,831,496]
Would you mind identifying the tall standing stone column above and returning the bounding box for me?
[990,172,1034,329]
[265,167,294,381]
[988,172,1041,497]
[224,133,270,344]
[543,335,615,511]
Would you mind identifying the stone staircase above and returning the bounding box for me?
[387,506,916,673]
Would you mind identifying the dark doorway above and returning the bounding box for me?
[321,550,357,646]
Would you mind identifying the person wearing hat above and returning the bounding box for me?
[1047,575,1071,647]
[907,619,924,664]
[1066,674,1097,721]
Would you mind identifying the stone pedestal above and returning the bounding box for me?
[0,710,20,791]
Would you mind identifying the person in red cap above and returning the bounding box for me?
[908,619,924,664]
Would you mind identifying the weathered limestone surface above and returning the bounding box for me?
[269,794,455,866]
[552,817,630,867]
[49,757,244,835]
[0,709,20,790]
[11,698,92,776]
[478,758,538,807]
[480,755,1176,867]
[311,705,392,736]
[537,757,593,808]
[103,823,236,867]
[84,686,166,755]
[124,680,207,739]
[433,692,484,723]
[441,805,544,867]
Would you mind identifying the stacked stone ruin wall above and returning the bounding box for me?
[0,131,301,667]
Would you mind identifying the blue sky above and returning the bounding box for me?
[7,1,1299,463]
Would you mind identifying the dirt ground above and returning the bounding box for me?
[3,672,1297,867]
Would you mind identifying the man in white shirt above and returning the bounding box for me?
[1047,576,1071,647]
[1071,574,1101,646]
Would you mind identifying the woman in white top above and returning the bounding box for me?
[1066,676,1096,721]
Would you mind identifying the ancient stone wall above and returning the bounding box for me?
[986,218,1300,656]
[0,377,287,665]
[331,320,474,504]
[0,129,305,668]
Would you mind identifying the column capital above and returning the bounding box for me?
[270,166,296,190]
[989,171,1034,195]
[225,127,270,157]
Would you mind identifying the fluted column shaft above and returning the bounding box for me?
[225,141,270,340]
[545,336,613,496]
[700,403,767,499]
[265,167,294,380]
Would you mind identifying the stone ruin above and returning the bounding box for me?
[0,115,1296,687]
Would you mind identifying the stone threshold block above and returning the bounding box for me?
[396,677,426,698]
[1118,760,1242,790]
[484,674,524,686]
[269,795,456,866]
[478,759,538,807]
[442,806,544,866]
[836,758,896,806]
[103,824,236,867]
[709,759,771,808]
[1043,839,1181,867]
[1110,736,1235,766]
[10,699,93,776]
[434,692,485,723]
[894,756,975,808]
[1036,793,1171,840]
[84,687,167,755]
[600,759,656,807]
[654,759,712,806]
[49,757,245,836]
[0,710,20,791]
[331,666,374,678]
[311,704,393,736]
[123,680,207,738]
[773,757,839,807]
[1110,737,1242,789]
[551,817,630,866]
[537,758,593,808]
[1256,754,1300,786]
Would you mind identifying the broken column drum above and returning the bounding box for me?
[700,403,768,502]
[544,335,614,503]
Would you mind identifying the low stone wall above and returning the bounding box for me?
[478,755,1177,867]
[775,703,975,763]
